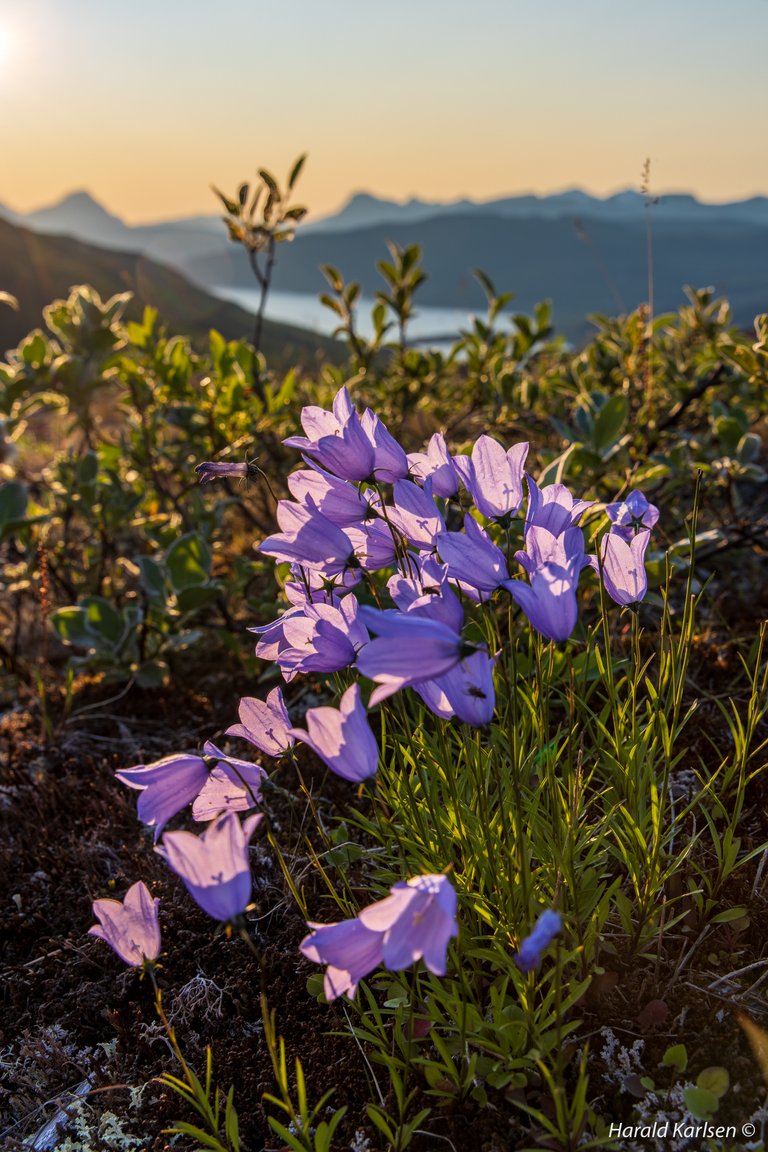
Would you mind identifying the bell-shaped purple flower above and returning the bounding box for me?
[516,524,588,577]
[357,607,470,702]
[437,514,509,595]
[605,490,659,541]
[283,565,360,608]
[156,811,262,922]
[278,596,368,678]
[387,555,464,632]
[358,874,458,975]
[192,766,264,822]
[503,561,581,643]
[226,687,294,758]
[414,649,497,725]
[191,741,266,822]
[259,501,355,576]
[195,460,255,484]
[361,409,410,483]
[284,387,375,481]
[386,479,446,552]
[250,607,306,663]
[89,881,161,967]
[433,650,497,725]
[525,477,594,537]
[287,464,379,528]
[300,874,458,1000]
[289,683,378,783]
[116,753,209,841]
[300,917,385,1001]
[514,909,562,972]
[599,529,650,605]
[407,432,459,497]
[344,521,399,571]
[454,435,528,520]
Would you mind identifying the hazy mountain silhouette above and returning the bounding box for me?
[0,217,342,367]
[307,189,768,231]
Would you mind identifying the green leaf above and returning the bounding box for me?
[710,905,748,924]
[267,1116,305,1152]
[737,432,762,463]
[176,584,220,614]
[211,185,241,217]
[366,1106,396,1142]
[682,1084,718,1119]
[473,268,497,303]
[697,1066,729,1099]
[305,972,326,1002]
[137,556,167,599]
[76,451,99,486]
[166,532,211,590]
[0,481,28,524]
[592,395,629,453]
[321,264,343,292]
[662,1043,688,1073]
[81,596,124,645]
[163,1121,227,1150]
[258,168,280,197]
[287,153,307,190]
[224,1086,240,1149]
[50,607,91,647]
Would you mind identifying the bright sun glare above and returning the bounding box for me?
[0,25,15,66]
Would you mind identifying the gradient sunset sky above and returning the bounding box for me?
[2,0,766,223]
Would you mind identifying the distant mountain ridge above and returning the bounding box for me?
[5,185,768,243]
[307,189,768,232]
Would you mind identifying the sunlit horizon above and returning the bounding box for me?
[6,175,768,230]
[1,0,766,223]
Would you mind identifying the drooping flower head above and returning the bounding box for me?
[195,458,261,485]
[259,501,356,576]
[514,909,562,972]
[407,432,459,497]
[524,477,594,538]
[226,687,294,758]
[275,596,369,680]
[357,607,475,705]
[437,514,509,595]
[89,881,161,968]
[504,561,582,643]
[300,917,385,1001]
[358,874,458,975]
[287,464,380,528]
[300,873,458,1000]
[386,479,446,553]
[289,683,378,782]
[191,742,266,822]
[116,753,209,841]
[361,408,410,483]
[156,811,262,922]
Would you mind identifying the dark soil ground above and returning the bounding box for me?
[1,604,768,1151]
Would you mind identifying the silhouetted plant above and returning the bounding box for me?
[213,155,308,373]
